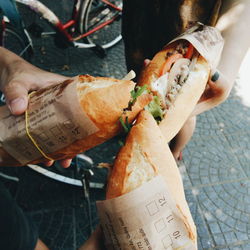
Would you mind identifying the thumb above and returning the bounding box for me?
[3,81,29,115]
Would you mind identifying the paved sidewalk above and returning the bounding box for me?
[0,1,250,249]
[180,74,250,249]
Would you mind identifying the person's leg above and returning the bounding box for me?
[0,180,48,250]
[169,116,196,160]
[78,225,104,250]
[35,239,49,250]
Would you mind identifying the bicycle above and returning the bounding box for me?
[0,0,122,59]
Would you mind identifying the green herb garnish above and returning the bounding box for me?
[119,116,132,133]
[145,96,164,122]
[128,85,149,108]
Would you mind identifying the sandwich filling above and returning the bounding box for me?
[146,41,199,122]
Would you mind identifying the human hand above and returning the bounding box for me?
[0,48,72,167]
[192,69,231,116]
[199,69,230,104]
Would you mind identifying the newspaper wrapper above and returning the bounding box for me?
[97,176,196,250]
[0,78,99,165]
[168,23,224,68]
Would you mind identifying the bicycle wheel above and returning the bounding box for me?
[79,0,122,48]
[0,22,31,60]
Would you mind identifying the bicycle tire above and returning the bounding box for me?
[0,23,31,60]
[27,154,106,188]
[78,0,122,48]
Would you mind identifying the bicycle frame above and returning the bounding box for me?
[16,0,122,49]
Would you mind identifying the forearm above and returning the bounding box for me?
[192,98,220,117]
[216,0,250,88]
[192,0,250,116]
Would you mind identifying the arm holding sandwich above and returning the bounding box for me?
[0,47,72,167]
[192,0,250,116]
[122,0,250,161]
[170,0,250,160]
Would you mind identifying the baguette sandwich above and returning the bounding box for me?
[138,38,210,142]
[0,75,152,166]
[105,110,196,248]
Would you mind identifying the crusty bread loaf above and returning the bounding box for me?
[106,110,196,241]
[0,75,152,166]
[138,42,210,142]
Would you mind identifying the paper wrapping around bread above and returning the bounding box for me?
[0,75,152,166]
[169,23,224,69]
[138,24,224,142]
[99,111,196,249]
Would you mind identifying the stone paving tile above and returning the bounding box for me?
[67,46,111,77]
[184,189,215,249]
[30,37,111,77]
[178,161,193,188]
[193,109,224,140]
[211,97,250,136]
[182,134,246,186]
[224,132,250,177]
[104,42,127,79]
[31,38,70,70]
[192,92,250,142]
[195,181,250,249]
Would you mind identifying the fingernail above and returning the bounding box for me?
[8,97,27,114]
[211,71,220,82]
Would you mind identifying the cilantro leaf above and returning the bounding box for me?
[129,85,149,107]
[119,116,132,133]
[145,96,164,122]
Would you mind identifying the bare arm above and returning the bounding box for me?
[192,0,250,116]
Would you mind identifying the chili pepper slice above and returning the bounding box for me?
[184,43,194,59]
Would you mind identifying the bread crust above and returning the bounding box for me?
[160,56,209,141]
[106,110,196,241]
[0,75,152,166]
[138,42,210,142]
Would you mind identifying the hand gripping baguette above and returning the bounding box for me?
[106,110,196,244]
[0,75,152,166]
[138,40,210,142]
